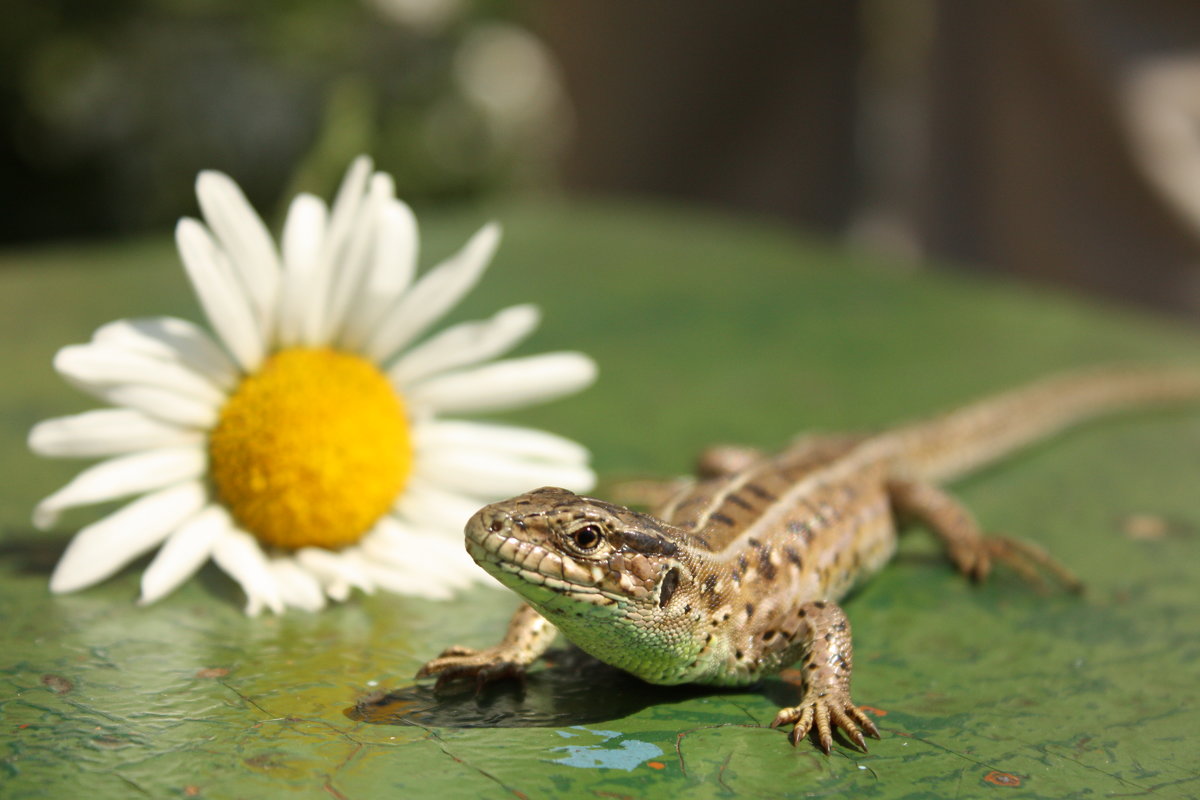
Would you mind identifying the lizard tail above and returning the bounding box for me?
[887,365,1200,484]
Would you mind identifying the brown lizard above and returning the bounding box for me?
[417,366,1200,752]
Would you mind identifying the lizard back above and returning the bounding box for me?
[653,435,899,620]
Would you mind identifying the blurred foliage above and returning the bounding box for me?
[0,0,569,243]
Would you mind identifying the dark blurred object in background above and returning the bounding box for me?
[541,3,861,234]
[924,0,1200,315]
[3,0,1200,316]
[537,0,1200,316]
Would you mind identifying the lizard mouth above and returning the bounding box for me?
[464,509,618,604]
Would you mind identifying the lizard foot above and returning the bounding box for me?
[969,535,1084,593]
[770,695,880,754]
[415,646,528,693]
[887,479,1082,593]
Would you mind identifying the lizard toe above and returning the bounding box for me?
[814,701,834,755]
[769,706,801,729]
[829,705,868,752]
[847,704,881,739]
[772,704,815,747]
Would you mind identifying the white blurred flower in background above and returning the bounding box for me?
[30,156,597,615]
[454,22,569,148]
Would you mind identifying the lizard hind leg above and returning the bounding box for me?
[769,601,881,754]
[887,479,1083,592]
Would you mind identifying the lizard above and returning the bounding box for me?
[416,366,1200,753]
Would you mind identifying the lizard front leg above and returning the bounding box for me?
[416,603,557,691]
[888,478,1082,591]
[770,601,880,753]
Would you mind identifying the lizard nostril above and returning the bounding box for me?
[488,519,504,533]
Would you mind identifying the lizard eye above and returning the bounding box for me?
[570,524,604,551]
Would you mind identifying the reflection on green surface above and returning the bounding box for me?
[3,202,1200,798]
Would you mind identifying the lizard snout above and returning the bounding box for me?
[466,505,513,539]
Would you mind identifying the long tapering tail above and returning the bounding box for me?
[885,366,1200,484]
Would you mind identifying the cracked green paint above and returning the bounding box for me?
[2,203,1200,799]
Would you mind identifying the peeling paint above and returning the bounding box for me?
[548,726,664,772]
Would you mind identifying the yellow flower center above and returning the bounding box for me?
[208,347,411,550]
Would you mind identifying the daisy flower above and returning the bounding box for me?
[29,156,597,614]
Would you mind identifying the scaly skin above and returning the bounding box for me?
[417,366,1200,752]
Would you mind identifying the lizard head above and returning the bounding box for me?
[465,486,692,610]
[464,487,719,683]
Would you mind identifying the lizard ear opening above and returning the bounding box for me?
[658,567,681,608]
[622,528,679,557]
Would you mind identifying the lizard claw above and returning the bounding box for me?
[976,535,1084,593]
[771,695,879,754]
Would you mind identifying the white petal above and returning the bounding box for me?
[139,504,229,605]
[330,547,383,592]
[354,565,444,598]
[30,409,203,458]
[91,317,239,391]
[90,384,218,429]
[322,172,395,344]
[34,446,206,529]
[176,218,265,371]
[363,517,477,587]
[387,304,540,386]
[55,343,226,406]
[301,157,374,345]
[364,223,501,364]
[415,448,595,497]
[270,559,327,612]
[413,419,590,466]
[392,478,487,532]
[195,171,281,333]
[324,157,374,264]
[338,199,419,352]
[211,528,284,616]
[277,193,329,348]
[358,561,455,600]
[296,547,375,596]
[356,521,478,599]
[406,351,597,414]
[49,481,208,594]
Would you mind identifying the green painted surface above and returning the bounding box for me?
[2,203,1199,799]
